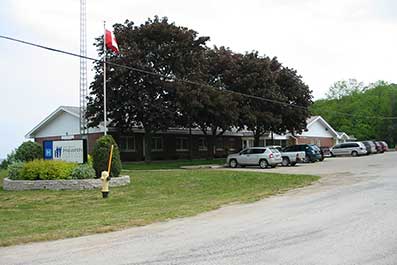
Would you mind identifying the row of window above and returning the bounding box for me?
[119,136,209,152]
[242,139,287,148]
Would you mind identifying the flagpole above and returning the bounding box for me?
[103,20,107,135]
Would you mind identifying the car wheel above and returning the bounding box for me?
[304,156,310,163]
[351,151,358,157]
[229,159,238,168]
[282,157,290,166]
[259,159,269,169]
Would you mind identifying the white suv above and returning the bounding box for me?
[330,142,367,157]
[227,147,282,169]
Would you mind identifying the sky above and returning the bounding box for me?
[1,0,397,158]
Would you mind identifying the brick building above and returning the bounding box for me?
[26,107,349,161]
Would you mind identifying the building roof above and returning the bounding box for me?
[305,116,339,138]
[25,106,81,138]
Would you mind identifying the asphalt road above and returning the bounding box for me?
[1,152,397,265]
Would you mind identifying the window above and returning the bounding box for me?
[198,138,208,151]
[151,137,163,151]
[216,139,224,151]
[176,137,189,151]
[252,148,266,154]
[259,139,265,147]
[119,136,136,152]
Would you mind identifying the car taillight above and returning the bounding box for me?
[269,153,274,159]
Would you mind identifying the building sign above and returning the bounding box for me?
[43,140,87,163]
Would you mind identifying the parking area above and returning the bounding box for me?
[223,152,396,192]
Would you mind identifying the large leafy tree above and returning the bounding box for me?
[275,66,313,135]
[86,16,209,161]
[311,82,397,146]
[176,47,239,159]
[229,52,284,146]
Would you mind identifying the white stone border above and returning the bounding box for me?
[3,176,130,191]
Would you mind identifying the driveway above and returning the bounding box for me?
[1,153,397,265]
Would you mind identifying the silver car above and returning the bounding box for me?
[330,142,367,157]
[227,147,282,169]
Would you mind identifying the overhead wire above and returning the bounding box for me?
[1,34,397,120]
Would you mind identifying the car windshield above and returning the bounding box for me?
[309,144,320,150]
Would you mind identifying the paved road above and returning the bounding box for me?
[2,153,397,265]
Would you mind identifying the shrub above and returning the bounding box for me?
[71,164,96,179]
[92,135,122,178]
[0,151,17,169]
[15,141,42,162]
[7,162,25,180]
[19,160,76,180]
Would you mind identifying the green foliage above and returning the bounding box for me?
[87,154,93,167]
[14,141,42,162]
[0,151,17,169]
[92,135,122,178]
[87,16,209,161]
[311,82,397,146]
[7,162,25,180]
[70,164,96,179]
[19,160,76,180]
[326,79,365,100]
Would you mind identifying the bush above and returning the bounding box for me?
[7,162,25,180]
[0,151,17,169]
[92,135,122,178]
[15,141,42,162]
[71,164,96,179]
[19,160,76,180]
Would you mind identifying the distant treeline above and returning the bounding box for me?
[311,82,397,147]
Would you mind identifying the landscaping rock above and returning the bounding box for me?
[3,176,130,191]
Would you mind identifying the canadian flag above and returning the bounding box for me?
[105,29,120,54]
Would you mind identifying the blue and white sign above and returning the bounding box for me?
[43,140,87,163]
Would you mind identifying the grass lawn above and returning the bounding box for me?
[0,169,319,246]
[122,158,225,170]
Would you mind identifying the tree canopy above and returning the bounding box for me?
[87,16,313,160]
[311,82,397,146]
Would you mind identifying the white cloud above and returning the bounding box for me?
[1,0,397,157]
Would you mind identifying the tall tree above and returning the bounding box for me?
[326,79,365,100]
[86,16,209,161]
[176,47,239,159]
[229,52,283,146]
[275,66,313,135]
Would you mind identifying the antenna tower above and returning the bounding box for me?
[79,0,88,135]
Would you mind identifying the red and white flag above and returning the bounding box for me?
[105,29,119,54]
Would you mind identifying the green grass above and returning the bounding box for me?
[122,158,225,170]
[0,169,319,246]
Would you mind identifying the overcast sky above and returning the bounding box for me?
[1,0,397,158]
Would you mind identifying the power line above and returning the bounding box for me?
[1,34,397,120]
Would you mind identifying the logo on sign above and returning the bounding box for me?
[45,149,52,157]
[54,147,62,158]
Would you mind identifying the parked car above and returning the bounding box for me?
[379,141,389,152]
[283,144,322,163]
[309,144,325,161]
[227,147,282,169]
[330,142,367,157]
[372,141,383,153]
[362,141,377,155]
[267,145,306,166]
